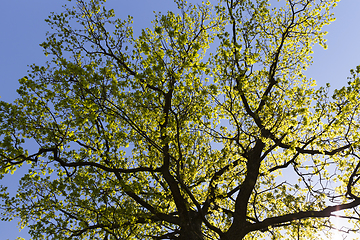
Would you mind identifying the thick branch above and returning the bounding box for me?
[248,199,360,232]
[233,140,265,224]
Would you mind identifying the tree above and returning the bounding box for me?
[1,0,360,239]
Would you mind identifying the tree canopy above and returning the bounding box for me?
[1,0,360,239]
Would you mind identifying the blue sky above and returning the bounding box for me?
[0,0,359,239]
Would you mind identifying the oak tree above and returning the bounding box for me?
[1,0,360,239]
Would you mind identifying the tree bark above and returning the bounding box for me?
[177,210,204,240]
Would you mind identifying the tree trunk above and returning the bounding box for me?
[222,223,248,240]
[177,210,204,240]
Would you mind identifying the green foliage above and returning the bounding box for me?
[2,0,360,239]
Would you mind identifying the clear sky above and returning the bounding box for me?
[0,0,359,239]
